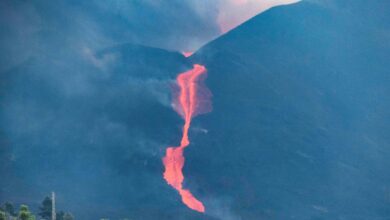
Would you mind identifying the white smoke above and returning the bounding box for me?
[216,0,301,33]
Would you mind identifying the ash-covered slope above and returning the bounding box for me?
[1,1,389,220]
[0,43,212,220]
[188,1,390,219]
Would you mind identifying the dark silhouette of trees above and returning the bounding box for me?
[2,202,16,217]
[2,196,73,220]
[1,202,17,219]
[38,196,52,220]
[56,211,64,220]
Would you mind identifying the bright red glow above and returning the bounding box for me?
[162,64,211,213]
[182,51,194,57]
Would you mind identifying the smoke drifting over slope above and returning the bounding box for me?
[216,0,299,33]
[0,0,298,60]
[1,0,390,220]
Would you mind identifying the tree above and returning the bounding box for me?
[2,202,16,217]
[38,196,52,220]
[18,205,35,220]
[0,211,6,220]
[57,212,74,220]
[56,211,64,220]
[63,213,74,220]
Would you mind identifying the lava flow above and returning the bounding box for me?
[162,64,211,213]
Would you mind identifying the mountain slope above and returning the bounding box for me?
[188,1,390,219]
[1,1,389,219]
[0,43,207,220]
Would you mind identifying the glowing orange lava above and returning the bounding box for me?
[182,51,194,57]
[162,64,211,213]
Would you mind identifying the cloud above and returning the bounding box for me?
[0,0,301,58]
[216,0,301,33]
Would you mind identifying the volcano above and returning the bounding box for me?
[188,1,390,219]
[1,1,389,220]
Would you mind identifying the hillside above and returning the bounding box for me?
[1,1,389,219]
[189,1,390,219]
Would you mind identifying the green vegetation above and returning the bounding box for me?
[0,210,6,220]
[56,211,73,220]
[18,205,35,220]
[3,202,16,217]
[38,196,52,220]
[63,212,74,220]
[0,202,16,220]
[1,194,74,220]
[1,197,129,219]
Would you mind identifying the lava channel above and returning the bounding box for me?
[162,64,211,213]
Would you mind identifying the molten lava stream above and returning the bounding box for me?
[162,64,211,213]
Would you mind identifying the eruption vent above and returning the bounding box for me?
[182,51,194,57]
[162,64,211,213]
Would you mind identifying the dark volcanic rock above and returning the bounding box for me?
[1,1,389,219]
[190,1,390,219]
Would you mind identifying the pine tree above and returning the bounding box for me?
[38,197,52,220]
